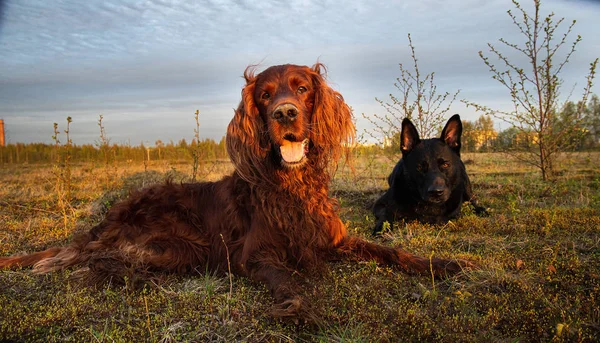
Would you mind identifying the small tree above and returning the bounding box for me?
[462,115,498,152]
[154,139,164,160]
[364,33,460,149]
[464,0,598,180]
[474,115,498,151]
[584,94,600,147]
[462,120,477,152]
[495,127,521,151]
[555,100,590,150]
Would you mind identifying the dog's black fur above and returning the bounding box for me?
[372,114,487,234]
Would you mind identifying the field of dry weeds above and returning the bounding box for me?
[1,151,599,342]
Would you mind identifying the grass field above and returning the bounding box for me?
[1,152,599,342]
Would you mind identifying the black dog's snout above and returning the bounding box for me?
[272,103,298,122]
[427,186,445,197]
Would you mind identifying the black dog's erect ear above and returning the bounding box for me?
[401,118,420,155]
[441,114,462,154]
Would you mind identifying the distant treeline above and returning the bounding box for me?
[0,138,228,165]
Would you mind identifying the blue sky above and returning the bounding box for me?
[0,0,598,145]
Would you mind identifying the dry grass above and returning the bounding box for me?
[1,152,599,342]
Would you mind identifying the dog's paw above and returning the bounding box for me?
[473,205,490,217]
[372,223,383,236]
[430,258,477,277]
[270,295,303,318]
[372,220,392,236]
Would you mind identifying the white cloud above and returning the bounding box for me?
[0,0,598,144]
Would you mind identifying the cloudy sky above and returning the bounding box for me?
[0,0,598,145]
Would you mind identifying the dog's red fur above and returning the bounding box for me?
[0,64,467,316]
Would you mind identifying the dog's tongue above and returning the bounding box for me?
[280,140,306,163]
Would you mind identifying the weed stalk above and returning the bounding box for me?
[191,110,201,182]
[51,117,74,230]
[97,115,116,189]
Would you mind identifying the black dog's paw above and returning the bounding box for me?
[372,220,393,236]
[372,222,384,236]
[473,205,490,217]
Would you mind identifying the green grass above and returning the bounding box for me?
[1,153,599,342]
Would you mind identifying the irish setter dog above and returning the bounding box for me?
[0,63,468,317]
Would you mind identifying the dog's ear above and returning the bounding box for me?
[441,114,462,154]
[401,118,420,155]
[226,66,269,181]
[310,63,355,165]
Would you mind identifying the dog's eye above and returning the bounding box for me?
[261,92,270,100]
[440,161,450,169]
[297,86,307,94]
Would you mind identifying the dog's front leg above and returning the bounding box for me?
[334,236,471,277]
[248,261,304,317]
[462,168,489,216]
[239,221,305,317]
[372,191,396,235]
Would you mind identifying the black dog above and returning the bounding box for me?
[372,114,487,234]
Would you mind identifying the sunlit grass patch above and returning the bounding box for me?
[1,152,599,342]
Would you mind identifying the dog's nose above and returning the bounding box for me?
[272,104,298,122]
[428,187,445,197]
